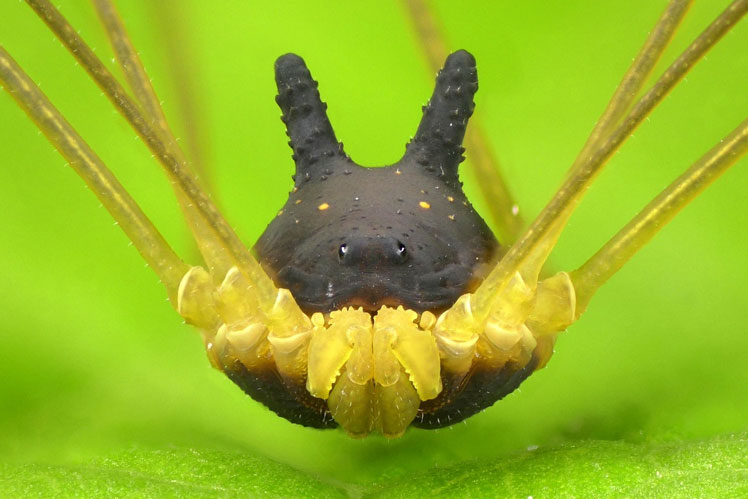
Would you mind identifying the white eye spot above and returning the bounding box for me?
[512,204,520,216]
[397,242,407,257]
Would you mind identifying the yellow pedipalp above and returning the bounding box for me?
[307,308,371,399]
[307,319,351,399]
[305,306,444,436]
[344,322,374,386]
[374,307,442,401]
[372,327,401,387]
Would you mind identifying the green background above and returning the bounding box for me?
[1,1,747,496]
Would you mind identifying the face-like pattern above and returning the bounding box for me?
[255,160,498,313]
[254,51,498,314]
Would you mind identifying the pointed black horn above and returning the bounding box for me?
[403,50,478,183]
[275,54,344,184]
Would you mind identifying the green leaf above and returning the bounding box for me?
[3,436,747,497]
[0,448,348,498]
[367,434,748,498]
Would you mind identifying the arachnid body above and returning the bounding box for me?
[184,49,555,435]
[1,0,748,464]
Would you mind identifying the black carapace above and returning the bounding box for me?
[255,51,499,315]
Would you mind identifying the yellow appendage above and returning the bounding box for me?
[177,265,578,437]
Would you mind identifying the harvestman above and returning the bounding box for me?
[1,0,747,437]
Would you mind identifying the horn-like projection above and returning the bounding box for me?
[275,53,346,185]
[402,50,478,185]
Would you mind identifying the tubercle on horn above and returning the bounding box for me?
[402,49,478,186]
[274,53,348,186]
[273,50,478,188]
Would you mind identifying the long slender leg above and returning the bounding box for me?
[0,47,188,304]
[25,0,278,309]
[92,0,232,280]
[471,0,748,315]
[428,0,747,392]
[402,0,523,243]
[95,0,209,189]
[568,0,692,176]
[92,0,173,146]
[147,1,211,191]
[14,0,316,400]
[571,117,748,315]
[402,0,691,245]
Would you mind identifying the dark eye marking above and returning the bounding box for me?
[256,50,497,318]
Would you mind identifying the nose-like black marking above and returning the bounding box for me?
[338,236,408,267]
[254,50,498,314]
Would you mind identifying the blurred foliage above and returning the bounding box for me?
[0,0,747,496]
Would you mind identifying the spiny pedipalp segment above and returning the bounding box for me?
[404,50,477,186]
[275,54,346,185]
[177,264,577,437]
